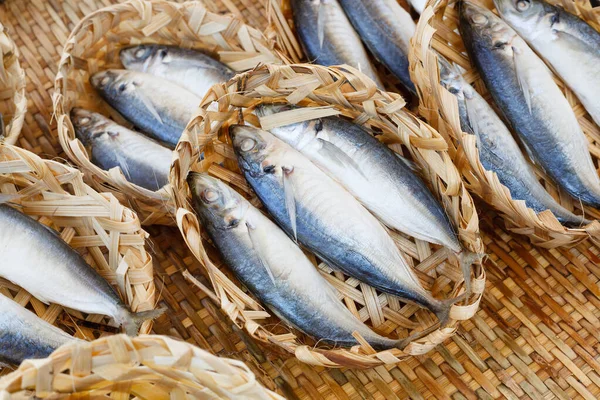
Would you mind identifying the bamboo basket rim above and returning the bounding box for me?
[0,21,26,146]
[53,0,283,226]
[0,334,284,399]
[170,62,486,368]
[0,143,157,371]
[409,0,600,248]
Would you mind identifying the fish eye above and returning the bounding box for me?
[135,48,146,58]
[472,14,487,24]
[240,138,256,152]
[493,41,507,49]
[118,83,127,92]
[314,119,323,132]
[263,165,276,174]
[159,49,168,59]
[227,218,240,228]
[202,189,219,203]
[516,0,530,10]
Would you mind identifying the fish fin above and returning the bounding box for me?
[464,97,504,165]
[317,138,366,178]
[317,1,326,49]
[134,84,163,125]
[122,306,167,336]
[519,139,546,173]
[512,47,532,114]
[282,166,297,242]
[246,220,276,284]
[458,250,482,300]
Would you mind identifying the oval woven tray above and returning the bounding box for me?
[53,0,283,226]
[0,20,26,146]
[0,334,284,399]
[170,62,486,368]
[0,143,156,374]
[410,0,600,248]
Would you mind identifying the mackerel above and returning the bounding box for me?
[231,125,457,328]
[459,1,600,207]
[120,45,234,99]
[189,173,407,349]
[90,69,200,149]
[71,108,172,192]
[0,204,163,335]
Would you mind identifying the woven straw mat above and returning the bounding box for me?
[3,0,600,399]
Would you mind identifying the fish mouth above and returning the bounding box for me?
[120,45,153,67]
[90,71,111,89]
[254,103,294,118]
[459,0,489,25]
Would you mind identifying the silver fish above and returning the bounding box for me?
[230,125,456,328]
[189,173,406,349]
[290,0,384,87]
[120,44,235,99]
[495,0,600,129]
[0,204,164,335]
[408,0,426,14]
[71,108,171,192]
[437,57,588,226]
[459,2,600,207]
[90,69,200,149]
[0,294,80,367]
[338,0,416,94]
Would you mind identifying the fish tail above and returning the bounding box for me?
[121,306,167,336]
[458,250,483,299]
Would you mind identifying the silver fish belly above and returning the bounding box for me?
[495,0,600,128]
[90,69,200,149]
[188,172,403,349]
[338,0,416,94]
[290,0,383,87]
[120,44,234,99]
[438,56,588,226]
[0,205,163,335]
[230,125,453,324]
[257,105,462,251]
[0,295,80,367]
[459,2,600,207]
[71,108,171,192]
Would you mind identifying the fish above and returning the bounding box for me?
[90,69,200,149]
[71,108,172,192]
[290,0,384,87]
[494,0,600,129]
[189,172,408,349]
[459,1,600,208]
[437,56,589,226]
[338,0,416,94]
[230,125,457,330]
[0,204,164,336]
[257,105,479,295]
[0,294,80,367]
[119,44,235,99]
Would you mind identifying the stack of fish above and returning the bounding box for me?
[290,0,418,94]
[188,105,480,350]
[437,0,600,226]
[0,204,164,366]
[72,45,234,191]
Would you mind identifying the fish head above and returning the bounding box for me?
[459,1,518,57]
[230,125,285,178]
[120,44,170,72]
[437,55,466,97]
[90,70,138,101]
[254,104,312,149]
[187,172,246,230]
[70,108,115,145]
[493,0,547,35]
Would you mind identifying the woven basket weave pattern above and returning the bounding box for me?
[53,0,282,226]
[170,62,485,367]
[0,143,156,374]
[0,21,26,146]
[410,0,600,248]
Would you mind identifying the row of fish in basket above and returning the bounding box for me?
[1,0,599,373]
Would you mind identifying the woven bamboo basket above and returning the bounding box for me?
[0,20,26,146]
[170,62,486,368]
[0,334,284,399]
[0,143,156,374]
[53,0,283,226]
[410,0,600,248]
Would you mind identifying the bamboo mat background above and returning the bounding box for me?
[4,0,600,399]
